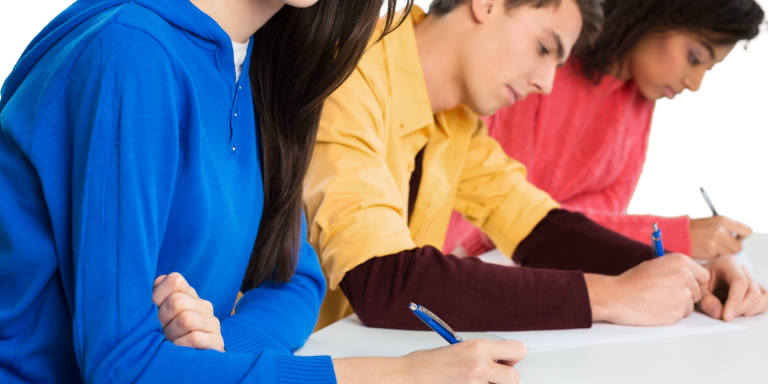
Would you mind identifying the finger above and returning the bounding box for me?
[683,257,711,287]
[172,330,225,352]
[721,217,752,239]
[722,267,749,322]
[683,294,695,318]
[152,272,199,307]
[714,228,742,255]
[154,275,167,288]
[163,310,221,341]
[744,286,768,317]
[698,289,724,319]
[158,292,214,327]
[488,365,521,384]
[735,266,761,316]
[488,340,528,365]
[701,244,718,260]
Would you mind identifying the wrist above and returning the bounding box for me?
[584,273,616,322]
[333,357,402,384]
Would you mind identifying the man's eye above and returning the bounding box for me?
[539,43,550,56]
[689,52,702,65]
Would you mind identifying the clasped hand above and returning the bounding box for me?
[698,255,768,321]
[589,253,768,325]
[152,273,225,352]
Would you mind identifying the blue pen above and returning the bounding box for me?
[409,303,464,344]
[651,222,665,257]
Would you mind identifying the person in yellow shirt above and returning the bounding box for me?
[304,0,768,331]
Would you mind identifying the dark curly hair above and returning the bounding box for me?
[578,0,765,81]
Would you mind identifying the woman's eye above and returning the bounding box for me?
[689,52,702,65]
[539,43,550,56]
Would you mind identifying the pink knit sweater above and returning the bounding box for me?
[445,59,692,257]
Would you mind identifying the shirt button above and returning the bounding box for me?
[234,113,237,117]
[232,147,236,151]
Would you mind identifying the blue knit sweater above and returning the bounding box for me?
[0,0,335,382]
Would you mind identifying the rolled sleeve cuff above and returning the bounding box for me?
[459,232,496,257]
[657,215,691,256]
[320,207,416,290]
[254,349,337,384]
[222,317,288,355]
[568,272,593,328]
[482,181,560,257]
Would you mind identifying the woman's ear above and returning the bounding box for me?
[471,0,495,23]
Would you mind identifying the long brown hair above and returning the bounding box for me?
[242,0,413,290]
[578,0,765,81]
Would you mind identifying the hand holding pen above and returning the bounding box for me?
[389,303,527,384]
[686,188,752,259]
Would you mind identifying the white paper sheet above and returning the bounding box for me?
[303,315,500,358]
[477,249,515,266]
[295,338,383,358]
[490,312,745,350]
[478,249,754,270]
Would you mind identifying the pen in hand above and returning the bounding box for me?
[651,222,665,257]
[409,302,464,344]
[700,187,718,216]
[700,187,739,239]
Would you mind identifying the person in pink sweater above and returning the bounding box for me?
[445,0,762,261]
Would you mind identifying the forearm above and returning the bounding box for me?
[340,246,592,332]
[513,209,654,275]
[572,209,692,256]
[225,219,326,354]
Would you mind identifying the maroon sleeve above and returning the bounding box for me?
[513,209,654,275]
[339,246,592,332]
[340,209,655,332]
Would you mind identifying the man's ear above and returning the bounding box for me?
[470,0,495,23]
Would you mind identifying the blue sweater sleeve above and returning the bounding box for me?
[222,214,326,355]
[66,24,334,384]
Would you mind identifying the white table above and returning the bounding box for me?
[296,234,768,383]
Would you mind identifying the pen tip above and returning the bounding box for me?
[653,222,659,231]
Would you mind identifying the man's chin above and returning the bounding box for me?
[469,103,498,118]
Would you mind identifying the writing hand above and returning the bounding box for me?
[334,338,527,384]
[690,216,752,260]
[587,254,709,325]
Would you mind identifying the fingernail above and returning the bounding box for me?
[725,310,735,321]
[709,305,719,318]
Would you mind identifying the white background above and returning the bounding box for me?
[1,0,766,233]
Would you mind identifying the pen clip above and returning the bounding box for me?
[409,303,464,342]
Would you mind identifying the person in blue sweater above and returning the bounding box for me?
[0,0,530,383]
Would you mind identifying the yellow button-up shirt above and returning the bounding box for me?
[304,6,560,329]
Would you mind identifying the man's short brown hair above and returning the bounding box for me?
[428,0,604,46]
